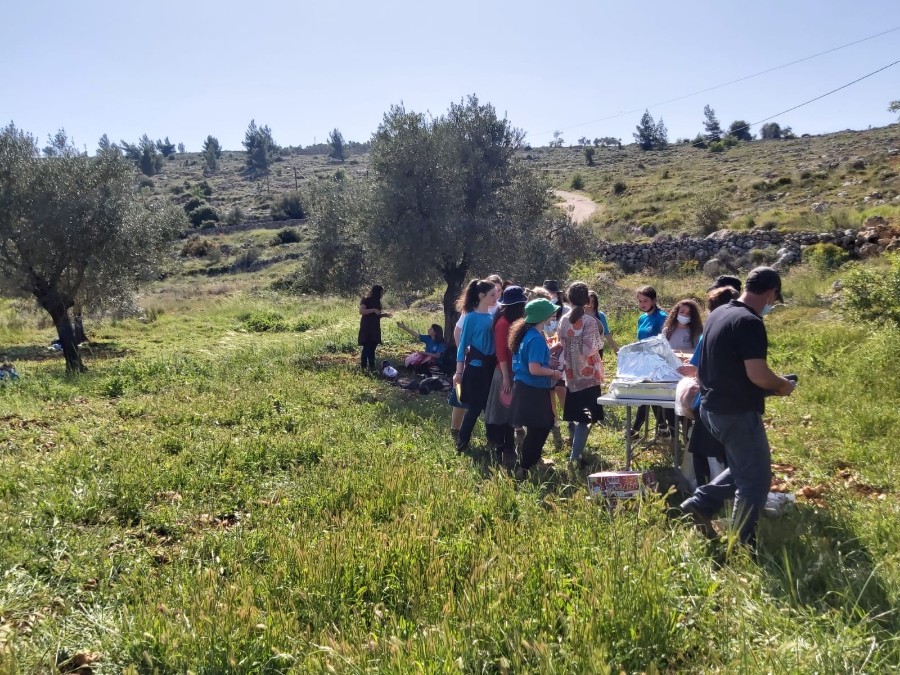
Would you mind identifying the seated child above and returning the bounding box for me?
[397,321,446,372]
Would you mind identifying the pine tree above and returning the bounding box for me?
[633,110,656,150]
[703,105,722,142]
[328,128,346,161]
[653,118,669,149]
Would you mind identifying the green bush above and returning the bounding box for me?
[612,180,627,196]
[776,176,793,186]
[802,242,849,276]
[271,227,302,245]
[691,193,728,235]
[188,204,220,227]
[198,179,213,196]
[243,310,289,332]
[180,235,214,257]
[270,192,305,221]
[570,173,586,190]
[225,206,245,226]
[183,196,204,214]
[139,177,155,189]
[841,254,900,328]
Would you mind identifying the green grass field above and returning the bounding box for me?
[2,266,900,672]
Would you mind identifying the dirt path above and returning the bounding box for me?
[553,190,600,224]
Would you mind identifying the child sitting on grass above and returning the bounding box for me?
[397,321,446,371]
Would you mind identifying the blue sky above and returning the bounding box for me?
[3,0,899,152]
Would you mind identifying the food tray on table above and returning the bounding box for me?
[608,379,678,401]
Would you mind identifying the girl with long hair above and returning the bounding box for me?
[508,298,564,472]
[453,279,499,452]
[558,282,605,465]
[358,284,391,370]
[662,299,703,353]
[483,286,528,464]
[630,285,667,439]
[587,290,620,356]
[397,321,446,372]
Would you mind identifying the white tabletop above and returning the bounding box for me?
[597,394,677,409]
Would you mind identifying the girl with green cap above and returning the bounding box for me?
[508,298,565,472]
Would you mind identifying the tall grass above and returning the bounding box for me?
[1,276,899,672]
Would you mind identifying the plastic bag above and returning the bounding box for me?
[675,377,700,419]
[615,335,682,383]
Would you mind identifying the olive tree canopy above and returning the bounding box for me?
[0,123,185,372]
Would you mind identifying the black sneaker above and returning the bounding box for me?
[680,501,718,540]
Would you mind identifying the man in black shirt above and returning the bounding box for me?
[681,267,796,545]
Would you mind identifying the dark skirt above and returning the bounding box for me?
[460,363,493,410]
[510,381,554,428]
[563,385,604,424]
[689,410,727,460]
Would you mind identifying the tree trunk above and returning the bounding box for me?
[35,286,84,374]
[442,266,467,343]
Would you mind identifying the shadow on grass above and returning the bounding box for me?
[1,340,129,365]
[758,505,900,634]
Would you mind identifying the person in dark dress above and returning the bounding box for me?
[358,285,391,370]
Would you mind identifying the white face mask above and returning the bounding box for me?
[676,315,691,325]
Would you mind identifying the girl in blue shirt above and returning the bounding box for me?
[509,298,564,472]
[453,279,499,452]
[631,285,668,439]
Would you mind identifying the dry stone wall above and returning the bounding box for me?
[595,216,899,274]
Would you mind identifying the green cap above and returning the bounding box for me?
[524,298,558,324]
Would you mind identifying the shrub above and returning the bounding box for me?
[841,254,900,328]
[243,310,289,332]
[180,235,214,257]
[233,246,261,270]
[270,192,305,221]
[272,228,302,245]
[169,184,184,195]
[199,220,218,231]
[800,170,813,180]
[583,146,595,166]
[612,180,627,196]
[749,248,775,265]
[691,193,728,235]
[183,196,204,214]
[569,173,586,190]
[776,176,793,186]
[188,204,220,227]
[139,177,155,189]
[225,206,245,226]
[802,242,849,276]
[198,180,213,196]
[709,141,725,153]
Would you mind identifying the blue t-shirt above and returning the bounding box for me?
[593,310,611,335]
[456,311,495,365]
[513,327,552,388]
[637,308,667,340]
[689,336,703,367]
[419,335,445,356]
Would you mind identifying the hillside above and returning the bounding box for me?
[149,125,899,283]
[147,125,899,239]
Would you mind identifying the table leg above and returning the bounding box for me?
[673,416,681,469]
[625,405,633,470]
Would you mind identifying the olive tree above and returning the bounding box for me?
[365,96,585,335]
[0,124,185,372]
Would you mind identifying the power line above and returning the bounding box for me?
[699,59,900,145]
[532,25,900,140]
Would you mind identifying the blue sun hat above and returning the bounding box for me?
[498,285,528,306]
